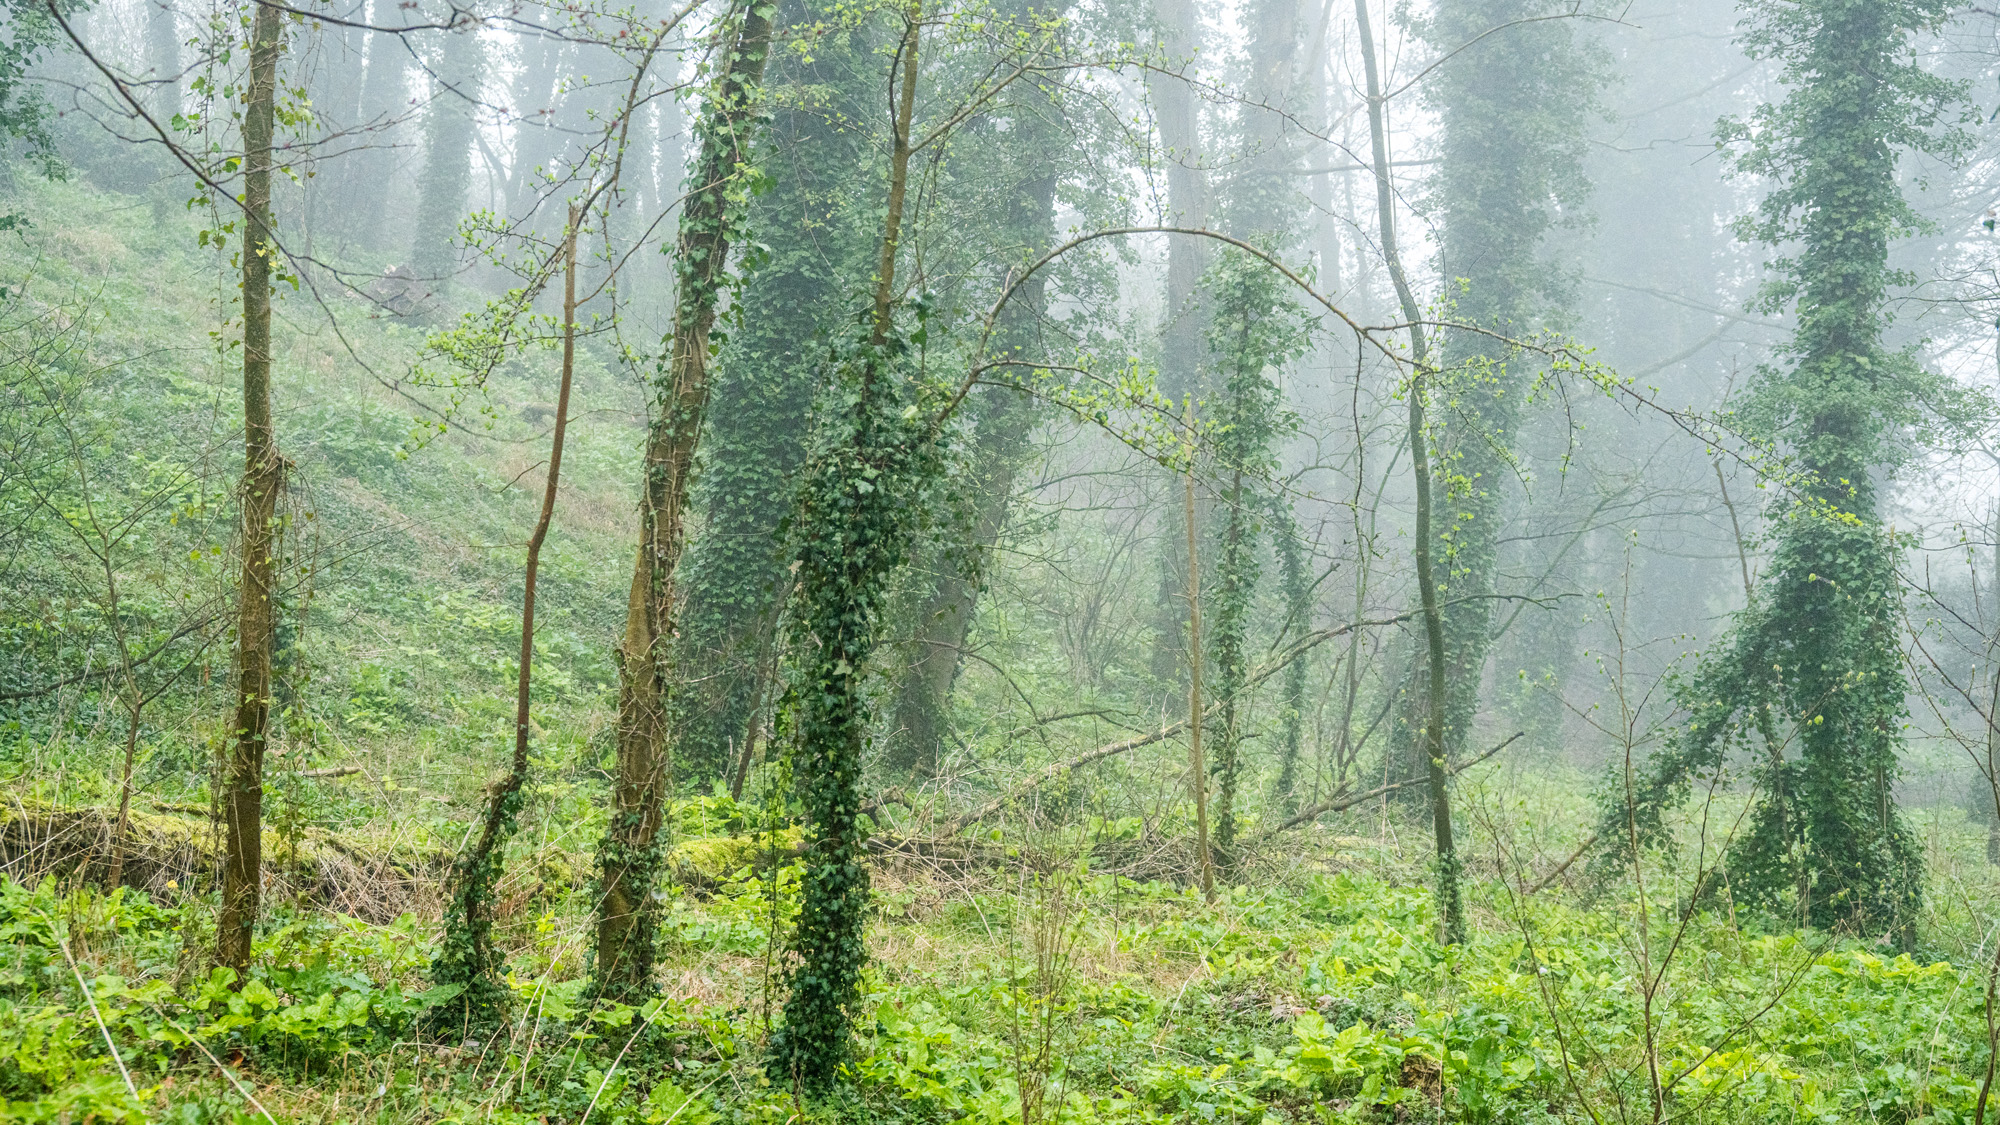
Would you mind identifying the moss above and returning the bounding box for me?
[667,829,802,887]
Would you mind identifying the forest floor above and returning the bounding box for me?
[5,777,2000,1125]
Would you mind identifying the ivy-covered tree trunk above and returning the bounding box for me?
[1198,248,1303,869]
[217,0,285,977]
[1397,0,1595,787]
[1267,498,1311,809]
[1605,0,1966,937]
[593,0,773,1001]
[1206,461,1254,870]
[771,6,924,1089]
[670,0,878,790]
[885,6,1062,777]
[409,22,483,280]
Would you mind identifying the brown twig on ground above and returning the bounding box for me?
[1526,833,1600,896]
[1265,732,1524,836]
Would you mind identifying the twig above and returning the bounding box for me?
[300,765,364,779]
[54,924,139,1102]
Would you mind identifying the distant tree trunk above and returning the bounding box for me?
[302,12,367,255]
[1207,461,1252,869]
[1145,0,1211,687]
[1231,0,1299,231]
[1148,0,1209,397]
[668,1,875,789]
[594,0,773,1001]
[1268,499,1311,809]
[350,3,410,255]
[217,0,285,977]
[145,0,178,120]
[410,23,484,279]
[507,21,569,212]
[886,11,1060,777]
[1402,0,1595,784]
[1183,419,1215,902]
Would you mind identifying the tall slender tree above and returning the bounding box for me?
[145,0,178,121]
[348,0,411,255]
[1356,0,1463,944]
[216,0,286,977]
[1605,0,1971,935]
[593,0,773,999]
[1145,0,1210,686]
[410,18,484,279]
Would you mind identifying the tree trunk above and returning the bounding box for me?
[594,0,773,1001]
[772,9,924,1087]
[145,0,179,120]
[1145,0,1210,687]
[1184,417,1215,902]
[429,207,583,1034]
[410,23,484,280]
[217,0,285,977]
[1355,0,1462,945]
[351,4,410,254]
[670,5,882,788]
[886,26,1058,775]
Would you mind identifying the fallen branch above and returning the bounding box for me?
[1265,732,1524,836]
[940,610,1428,834]
[1525,832,1598,895]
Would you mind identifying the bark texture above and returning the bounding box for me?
[217,0,285,977]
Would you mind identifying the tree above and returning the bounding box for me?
[593,0,773,1000]
[768,3,929,1086]
[217,0,286,976]
[347,5,411,254]
[429,207,584,1035]
[1604,0,1972,936]
[1200,245,1307,869]
[668,0,880,790]
[1143,0,1209,686]
[1355,0,1463,944]
[409,16,484,280]
[1402,0,1595,785]
[884,0,1066,778]
[0,0,64,190]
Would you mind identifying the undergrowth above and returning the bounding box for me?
[5,805,2000,1125]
